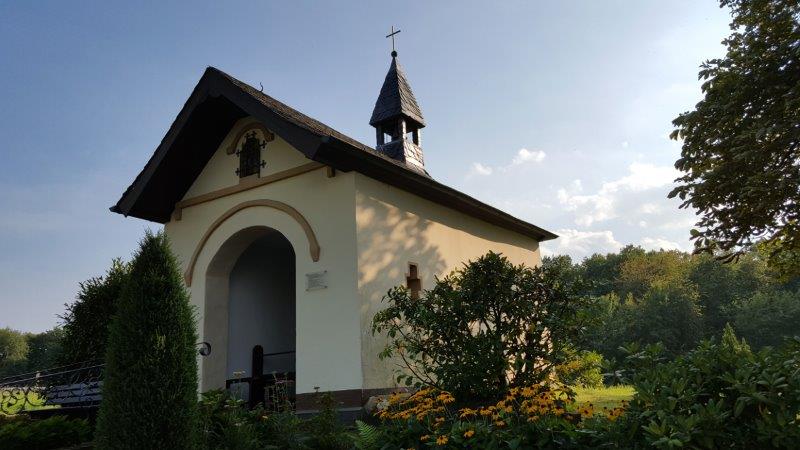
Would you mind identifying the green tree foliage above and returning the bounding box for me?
[729,289,800,348]
[669,0,800,277]
[560,246,799,368]
[59,259,130,364]
[0,328,28,377]
[95,231,198,450]
[0,328,65,377]
[372,252,589,400]
[25,327,64,372]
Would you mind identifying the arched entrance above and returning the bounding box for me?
[203,226,296,406]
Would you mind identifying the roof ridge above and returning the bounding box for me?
[208,66,375,151]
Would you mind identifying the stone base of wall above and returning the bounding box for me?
[295,386,412,414]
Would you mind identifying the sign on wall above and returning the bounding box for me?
[306,270,328,291]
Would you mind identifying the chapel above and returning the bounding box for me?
[112,48,556,414]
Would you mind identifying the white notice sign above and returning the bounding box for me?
[306,270,328,291]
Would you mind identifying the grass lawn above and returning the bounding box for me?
[573,385,634,411]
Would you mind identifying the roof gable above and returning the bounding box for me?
[112,67,557,242]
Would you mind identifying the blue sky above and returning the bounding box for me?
[0,1,731,331]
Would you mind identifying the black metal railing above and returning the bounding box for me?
[225,346,296,410]
[0,342,211,415]
[0,360,104,415]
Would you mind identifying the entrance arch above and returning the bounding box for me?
[201,226,296,398]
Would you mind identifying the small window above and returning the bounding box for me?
[406,263,422,299]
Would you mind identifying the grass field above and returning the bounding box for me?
[573,385,635,410]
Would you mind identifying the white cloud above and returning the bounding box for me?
[621,141,629,148]
[512,148,546,165]
[603,162,678,193]
[469,162,493,176]
[468,148,546,179]
[641,237,686,252]
[543,229,623,259]
[556,162,679,227]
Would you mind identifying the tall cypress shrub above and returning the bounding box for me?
[95,231,198,449]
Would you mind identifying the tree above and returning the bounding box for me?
[59,259,130,365]
[372,252,589,400]
[0,328,28,377]
[730,289,800,348]
[95,231,198,449]
[615,250,690,300]
[25,328,64,372]
[669,0,800,277]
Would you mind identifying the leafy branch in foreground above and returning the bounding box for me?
[669,0,800,277]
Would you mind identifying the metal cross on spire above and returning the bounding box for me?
[386,26,401,56]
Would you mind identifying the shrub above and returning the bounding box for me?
[199,390,264,450]
[94,231,199,449]
[304,392,350,449]
[59,259,130,365]
[198,389,349,450]
[373,252,589,400]
[555,350,604,388]
[617,326,800,448]
[0,415,91,450]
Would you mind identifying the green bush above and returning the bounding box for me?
[94,231,199,449]
[0,415,91,450]
[617,326,800,448]
[59,259,129,365]
[555,350,604,388]
[198,389,349,450]
[373,252,589,400]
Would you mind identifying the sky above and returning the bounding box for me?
[0,1,732,332]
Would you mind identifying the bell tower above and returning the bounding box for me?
[370,30,426,173]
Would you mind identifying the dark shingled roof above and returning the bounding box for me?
[369,55,425,128]
[111,66,557,242]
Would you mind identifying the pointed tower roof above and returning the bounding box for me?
[370,53,425,128]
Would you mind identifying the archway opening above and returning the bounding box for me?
[203,227,296,407]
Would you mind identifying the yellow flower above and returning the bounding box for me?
[420,434,430,442]
[436,435,449,445]
[494,420,506,428]
[522,387,535,397]
[464,429,475,438]
[504,406,514,413]
[459,408,477,418]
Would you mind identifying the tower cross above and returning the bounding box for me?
[386,26,401,54]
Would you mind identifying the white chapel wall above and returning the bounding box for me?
[164,117,362,396]
[354,173,542,390]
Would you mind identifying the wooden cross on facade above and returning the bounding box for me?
[386,26,401,54]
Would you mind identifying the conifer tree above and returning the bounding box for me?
[95,231,198,449]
